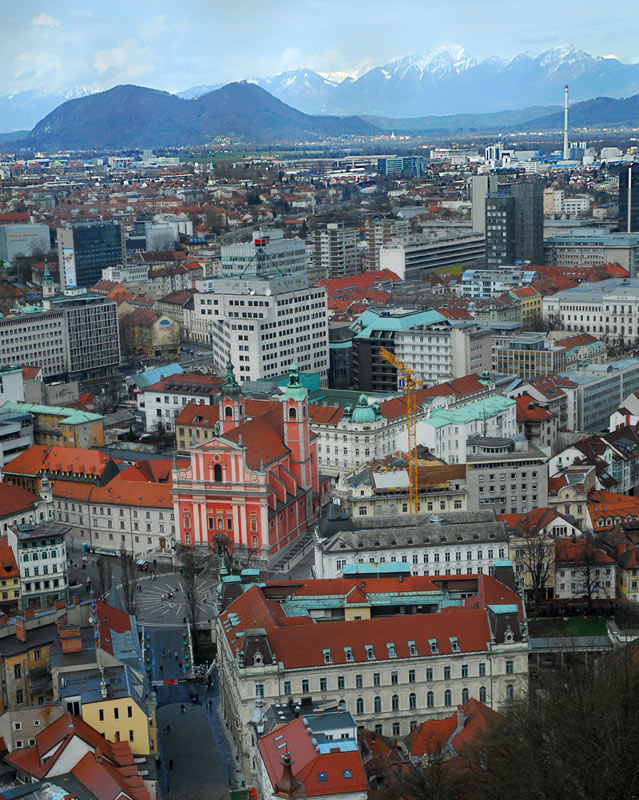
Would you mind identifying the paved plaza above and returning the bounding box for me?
[136,573,218,625]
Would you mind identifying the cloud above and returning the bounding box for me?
[93,39,156,84]
[31,13,60,28]
[71,10,93,18]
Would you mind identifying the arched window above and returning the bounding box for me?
[479,686,487,703]
[225,405,233,418]
[391,694,399,711]
[427,691,434,708]
[289,406,297,419]
[506,684,514,701]
[374,696,381,713]
[214,464,222,482]
[356,697,364,715]
[252,535,259,549]
[462,687,469,703]
[444,690,452,707]
[409,692,416,709]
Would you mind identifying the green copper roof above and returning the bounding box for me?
[352,308,446,339]
[283,361,307,402]
[1,400,103,425]
[351,394,377,424]
[424,395,516,429]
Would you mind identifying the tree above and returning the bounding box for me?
[576,536,608,612]
[118,312,138,360]
[94,386,120,416]
[517,533,555,611]
[118,550,137,615]
[175,544,206,628]
[96,556,114,601]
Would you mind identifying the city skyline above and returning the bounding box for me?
[1,0,638,96]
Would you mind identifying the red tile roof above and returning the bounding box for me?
[144,372,223,394]
[555,539,615,566]
[588,491,639,530]
[4,445,116,479]
[258,717,368,797]
[0,544,18,579]
[498,507,570,537]
[408,698,502,758]
[515,393,556,423]
[0,483,40,518]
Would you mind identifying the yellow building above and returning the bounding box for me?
[121,308,180,358]
[1,401,104,448]
[0,618,57,713]
[0,544,20,613]
[79,681,158,755]
[510,286,542,324]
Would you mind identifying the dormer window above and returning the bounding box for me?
[323,649,332,664]
[344,647,354,662]
[450,637,460,653]
[408,640,417,656]
[386,643,396,658]
[365,645,375,660]
[429,638,438,654]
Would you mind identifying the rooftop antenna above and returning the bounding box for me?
[563,85,569,161]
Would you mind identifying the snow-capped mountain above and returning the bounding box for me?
[177,45,639,118]
[0,87,95,132]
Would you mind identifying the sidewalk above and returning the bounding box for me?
[205,668,245,790]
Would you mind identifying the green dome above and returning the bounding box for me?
[351,394,376,423]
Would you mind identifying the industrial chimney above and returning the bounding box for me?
[563,85,569,160]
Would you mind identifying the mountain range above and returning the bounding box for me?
[2,45,639,133]
[179,46,639,117]
[25,83,376,150]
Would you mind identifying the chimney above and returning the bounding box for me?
[0,614,8,627]
[457,705,465,731]
[59,625,83,654]
[73,595,80,605]
[94,747,103,764]
[15,618,27,642]
[563,85,569,161]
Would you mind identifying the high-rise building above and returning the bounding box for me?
[0,224,50,265]
[377,156,428,176]
[221,229,306,278]
[365,218,410,270]
[194,272,329,385]
[57,221,125,288]
[485,181,543,266]
[311,222,358,280]
[618,164,639,233]
[471,175,499,234]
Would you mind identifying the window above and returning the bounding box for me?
[506,684,514,701]
[374,696,382,713]
[114,708,119,719]
[444,690,452,706]
[461,664,468,678]
[356,697,364,714]
[355,674,363,689]
[409,692,417,709]
[408,669,415,683]
[320,678,327,692]
[391,694,399,711]
[375,724,383,735]
[408,640,417,656]
[16,690,23,705]
[302,679,309,693]
[462,687,469,703]
[365,645,375,660]
[506,660,514,675]
[373,673,380,687]
[391,671,398,685]
[323,649,332,664]
[392,722,400,737]
[214,464,222,482]
[479,686,487,703]
[479,662,486,677]
[444,666,451,680]
[284,681,291,695]
[337,676,344,690]
[13,665,21,679]
[426,668,433,681]
[344,647,353,662]
[427,691,434,708]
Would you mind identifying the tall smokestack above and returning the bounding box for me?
[563,85,569,160]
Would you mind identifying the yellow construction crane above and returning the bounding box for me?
[380,346,423,513]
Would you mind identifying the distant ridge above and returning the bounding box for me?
[26,82,376,150]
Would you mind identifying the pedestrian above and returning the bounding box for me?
[162,649,165,658]
[175,653,178,660]
[169,760,173,770]
[195,693,199,703]
[179,662,182,670]
[160,665,163,673]
[165,725,171,734]
[180,704,185,714]
[168,648,171,658]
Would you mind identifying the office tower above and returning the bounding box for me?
[471,174,499,234]
[365,218,410,270]
[311,222,358,280]
[377,156,427,177]
[618,164,639,233]
[57,221,125,288]
[220,229,307,278]
[485,181,543,266]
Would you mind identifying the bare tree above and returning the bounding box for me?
[96,557,114,601]
[517,533,555,612]
[118,312,138,360]
[577,536,608,613]
[118,550,137,615]
[175,544,206,628]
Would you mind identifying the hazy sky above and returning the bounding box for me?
[1,0,637,95]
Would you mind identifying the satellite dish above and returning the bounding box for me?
[265,288,272,296]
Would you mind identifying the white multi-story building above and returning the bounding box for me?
[543,278,639,338]
[313,508,509,580]
[136,371,222,432]
[380,233,485,280]
[415,395,517,463]
[7,517,68,610]
[195,272,329,384]
[460,268,537,299]
[221,229,307,278]
[217,571,528,776]
[102,263,150,284]
[312,223,358,280]
[395,321,492,385]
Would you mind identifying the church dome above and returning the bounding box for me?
[351,394,376,424]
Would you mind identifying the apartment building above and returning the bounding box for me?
[136,372,223,432]
[1,401,104,448]
[0,308,67,379]
[216,572,528,775]
[7,522,69,610]
[460,268,537,299]
[380,233,485,280]
[543,230,639,274]
[221,229,307,278]
[496,334,567,379]
[365,218,410,270]
[466,436,549,516]
[312,223,358,281]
